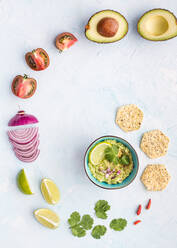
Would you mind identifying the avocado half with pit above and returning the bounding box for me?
[137,9,177,41]
[85,10,128,43]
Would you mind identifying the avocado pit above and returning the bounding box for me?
[145,15,169,36]
[97,17,118,37]
[85,10,128,43]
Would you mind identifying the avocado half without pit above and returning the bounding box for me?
[137,9,177,41]
[85,10,128,43]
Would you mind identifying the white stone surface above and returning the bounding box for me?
[0,0,177,247]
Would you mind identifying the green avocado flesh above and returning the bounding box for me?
[89,140,133,184]
[85,10,128,43]
[137,9,177,41]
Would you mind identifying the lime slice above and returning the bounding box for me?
[41,178,60,205]
[34,208,60,229]
[89,142,111,165]
[17,169,33,194]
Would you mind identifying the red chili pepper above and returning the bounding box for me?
[134,220,141,225]
[146,199,151,210]
[136,204,142,215]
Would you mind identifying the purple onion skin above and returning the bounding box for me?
[8,110,38,126]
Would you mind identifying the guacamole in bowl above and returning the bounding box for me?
[84,136,139,190]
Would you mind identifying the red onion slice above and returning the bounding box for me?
[15,149,40,163]
[8,127,38,144]
[9,134,39,149]
[8,127,38,138]
[13,140,39,157]
[8,110,38,126]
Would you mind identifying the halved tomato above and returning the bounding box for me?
[11,74,37,99]
[25,48,50,71]
[55,32,78,52]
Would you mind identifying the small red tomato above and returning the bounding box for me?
[11,74,37,99]
[55,32,78,52]
[25,48,50,71]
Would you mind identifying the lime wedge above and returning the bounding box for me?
[17,169,33,194]
[41,178,60,205]
[89,142,111,165]
[34,208,60,229]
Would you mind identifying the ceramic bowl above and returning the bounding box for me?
[84,136,139,190]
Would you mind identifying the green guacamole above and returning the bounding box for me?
[89,140,133,184]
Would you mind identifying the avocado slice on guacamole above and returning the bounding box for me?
[137,9,177,41]
[85,10,128,43]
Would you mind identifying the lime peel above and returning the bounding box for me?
[17,169,33,195]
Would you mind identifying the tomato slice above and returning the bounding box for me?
[12,75,37,99]
[55,32,78,51]
[25,48,50,71]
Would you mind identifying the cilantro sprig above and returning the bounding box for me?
[104,145,130,165]
[91,225,107,239]
[110,218,127,231]
[68,212,94,238]
[94,200,110,219]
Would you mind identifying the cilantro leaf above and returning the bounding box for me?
[104,145,119,164]
[110,218,127,231]
[105,152,114,163]
[94,200,110,219]
[104,147,114,162]
[112,144,118,154]
[68,211,81,227]
[120,155,130,165]
[104,146,112,154]
[95,200,110,212]
[80,214,94,230]
[95,211,107,219]
[91,225,107,239]
[71,225,86,237]
[113,156,119,165]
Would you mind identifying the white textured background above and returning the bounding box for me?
[0,0,177,247]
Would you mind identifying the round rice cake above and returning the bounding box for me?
[141,164,171,191]
[116,104,143,132]
[140,129,169,159]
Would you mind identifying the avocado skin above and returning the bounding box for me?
[85,9,129,44]
[137,8,177,41]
